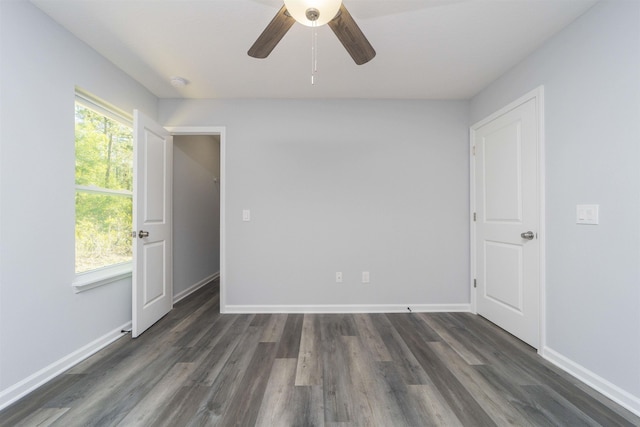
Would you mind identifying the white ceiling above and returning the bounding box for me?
[31,0,598,100]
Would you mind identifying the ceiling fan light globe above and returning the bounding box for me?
[283,0,342,27]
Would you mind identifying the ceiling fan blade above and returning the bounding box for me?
[248,5,295,59]
[328,4,376,65]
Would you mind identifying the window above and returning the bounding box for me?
[74,93,134,282]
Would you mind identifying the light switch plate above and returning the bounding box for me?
[576,204,599,225]
[242,209,251,222]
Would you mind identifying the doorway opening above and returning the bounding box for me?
[168,127,227,312]
[173,134,221,304]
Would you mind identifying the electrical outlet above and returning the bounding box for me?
[362,271,370,283]
[336,272,343,283]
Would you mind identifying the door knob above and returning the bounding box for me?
[138,230,149,238]
[520,231,535,240]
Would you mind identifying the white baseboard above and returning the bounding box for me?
[173,272,219,304]
[0,321,131,411]
[542,346,640,417]
[222,303,471,314]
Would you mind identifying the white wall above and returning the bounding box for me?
[173,135,221,299]
[470,0,640,409]
[0,0,157,406]
[160,99,470,311]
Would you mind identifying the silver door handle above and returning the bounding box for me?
[520,231,535,240]
[138,230,149,238]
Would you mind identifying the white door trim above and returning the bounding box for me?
[165,126,227,313]
[470,86,546,352]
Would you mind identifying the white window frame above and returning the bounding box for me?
[72,90,134,293]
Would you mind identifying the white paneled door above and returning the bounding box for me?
[472,91,542,349]
[132,110,173,338]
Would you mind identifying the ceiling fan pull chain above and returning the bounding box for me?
[311,21,318,85]
[314,23,318,73]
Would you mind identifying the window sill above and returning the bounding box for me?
[72,263,132,293]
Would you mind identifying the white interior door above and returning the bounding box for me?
[132,110,173,338]
[472,93,541,349]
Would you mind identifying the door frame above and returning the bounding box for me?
[469,86,546,353]
[165,126,227,313]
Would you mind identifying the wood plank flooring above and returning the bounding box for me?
[1,281,639,426]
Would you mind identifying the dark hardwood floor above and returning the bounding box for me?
[2,281,638,426]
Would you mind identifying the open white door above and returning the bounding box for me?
[472,91,542,349]
[132,110,173,338]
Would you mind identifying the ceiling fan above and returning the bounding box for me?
[248,0,376,65]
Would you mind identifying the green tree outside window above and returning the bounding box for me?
[75,102,133,273]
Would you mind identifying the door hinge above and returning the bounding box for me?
[474,278,477,288]
[472,145,476,155]
[473,212,476,221]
